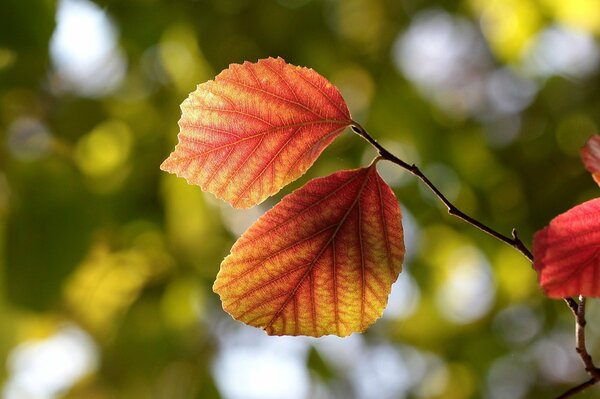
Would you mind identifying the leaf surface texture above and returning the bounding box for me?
[161,57,352,208]
[534,198,600,298]
[213,166,404,336]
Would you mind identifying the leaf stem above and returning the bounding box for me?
[350,122,533,261]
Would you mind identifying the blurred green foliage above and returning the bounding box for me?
[1,0,600,398]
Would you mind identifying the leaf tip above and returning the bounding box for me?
[159,153,176,173]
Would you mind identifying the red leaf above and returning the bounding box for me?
[161,57,352,208]
[213,165,404,336]
[533,198,600,298]
[581,134,600,186]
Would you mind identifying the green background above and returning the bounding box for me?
[1,0,600,398]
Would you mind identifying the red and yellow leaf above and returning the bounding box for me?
[160,57,352,208]
[581,134,600,186]
[213,165,404,337]
[533,198,600,298]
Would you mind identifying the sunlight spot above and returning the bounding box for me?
[393,10,489,118]
[50,0,126,96]
[351,345,410,399]
[413,360,449,398]
[3,324,98,399]
[75,120,132,178]
[477,0,541,62]
[213,325,310,399]
[393,7,540,137]
[542,0,600,35]
[383,271,420,320]
[436,246,495,324]
[525,25,600,78]
[400,206,420,263]
[218,200,266,237]
[159,25,212,93]
[312,333,365,370]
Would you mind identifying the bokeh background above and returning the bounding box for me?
[1,0,600,398]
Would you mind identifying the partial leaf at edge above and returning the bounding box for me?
[581,134,600,187]
[160,57,352,208]
[533,198,600,298]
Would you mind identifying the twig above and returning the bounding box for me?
[575,297,596,376]
[565,297,579,316]
[556,296,600,398]
[351,122,600,398]
[556,378,597,399]
[351,122,533,261]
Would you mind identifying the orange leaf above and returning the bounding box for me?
[161,57,352,208]
[213,165,404,337]
[581,134,600,186]
[533,198,600,298]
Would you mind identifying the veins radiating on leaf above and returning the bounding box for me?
[200,84,237,108]
[232,172,363,245]
[376,179,395,280]
[291,67,348,117]
[217,135,265,196]
[218,227,336,293]
[218,76,325,120]
[161,57,352,208]
[263,60,301,102]
[213,165,404,337]
[357,201,366,329]
[231,125,302,207]
[544,250,600,292]
[281,125,349,181]
[534,198,600,298]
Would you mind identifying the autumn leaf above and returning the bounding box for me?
[533,198,600,298]
[581,134,600,186]
[161,57,352,208]
[213,165,404,337]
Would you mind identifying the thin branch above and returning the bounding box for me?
[352,122,600,398]
[351,122,533,261]
[565,297,579,316]
[556,296,600,398]
[556,378,598,399]
[575,296,600,379]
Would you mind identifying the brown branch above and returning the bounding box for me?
[565,297,579,316]
[351,122,533,261]
[351,123,600,398]
[556,378,598,399]
[556,296,600,398]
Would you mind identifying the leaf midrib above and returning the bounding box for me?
[264,167,375,335]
